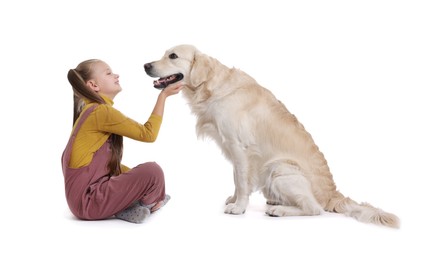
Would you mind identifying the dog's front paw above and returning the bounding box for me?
[224,203,246,215]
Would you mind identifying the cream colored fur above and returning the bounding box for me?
[145,44,400,228]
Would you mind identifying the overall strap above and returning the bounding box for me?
[71,105,98,137]
[63,104,98,164]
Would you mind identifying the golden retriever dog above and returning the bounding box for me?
[144,44,400,228]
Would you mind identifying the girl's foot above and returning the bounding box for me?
[115,202,151,224]
[144,194,171,213]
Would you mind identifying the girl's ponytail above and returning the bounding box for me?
[67,69,89,125]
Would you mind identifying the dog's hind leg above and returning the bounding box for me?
[263,160,324,217]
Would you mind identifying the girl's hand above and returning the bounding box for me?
[161,83,184,97]
[152,83,184,117]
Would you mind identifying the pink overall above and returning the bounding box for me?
[61,105,166,220]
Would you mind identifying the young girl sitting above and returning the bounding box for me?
[62,59,183,223]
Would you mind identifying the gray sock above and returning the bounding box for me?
[115,202,151,224]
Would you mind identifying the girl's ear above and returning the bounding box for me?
[86,80,99,91]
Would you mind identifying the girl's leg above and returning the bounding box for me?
[127,162,167,206]
[87,162,167,220]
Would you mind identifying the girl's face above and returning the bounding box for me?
[87,61,121,100]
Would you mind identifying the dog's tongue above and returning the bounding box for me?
[154,75,176,87]
[153,76,175,89]
[153,78,170,88]
[153,73,184,89]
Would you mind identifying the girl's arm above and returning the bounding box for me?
[97,83,184,142]
[151,83,184,117]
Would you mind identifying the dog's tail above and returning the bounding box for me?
[325,191,400,228]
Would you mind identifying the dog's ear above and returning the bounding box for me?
[190,52,211,87]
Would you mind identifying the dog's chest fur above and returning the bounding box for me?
[190,84,283,163]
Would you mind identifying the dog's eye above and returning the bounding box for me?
[169,53,178,59]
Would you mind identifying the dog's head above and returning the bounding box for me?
[144,44,212,90]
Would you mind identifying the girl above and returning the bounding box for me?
[62,59,183,223]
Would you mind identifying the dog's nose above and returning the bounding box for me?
[144,63,152,71]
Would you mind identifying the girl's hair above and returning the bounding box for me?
[67,59,123,176]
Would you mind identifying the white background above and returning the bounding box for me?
[1,0,435,259]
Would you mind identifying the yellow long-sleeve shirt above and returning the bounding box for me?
[69,95,162,169]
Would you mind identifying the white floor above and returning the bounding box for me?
[2,139,432,259]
